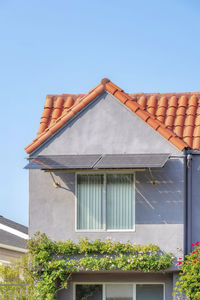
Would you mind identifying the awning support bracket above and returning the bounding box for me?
[49,172,60,188]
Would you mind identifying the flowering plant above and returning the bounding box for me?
[174,241,200,299]
[27,232,174,300]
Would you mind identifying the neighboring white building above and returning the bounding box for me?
[0,216,28,264]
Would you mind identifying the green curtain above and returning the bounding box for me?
[106,174,134,230]
[77,174,104,230]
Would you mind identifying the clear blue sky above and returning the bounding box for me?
[0,0,200,226]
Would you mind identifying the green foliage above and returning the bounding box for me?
[27,232,174,300]
[174,241,200,299]
[0,254,35,300]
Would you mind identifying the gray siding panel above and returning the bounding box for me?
[191,155,200,244]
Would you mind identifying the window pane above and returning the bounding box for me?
[136,284,163,300]
[76,284,102,300]
[106,284,133,300]
[106,174,134,230]
[77,175,104,230]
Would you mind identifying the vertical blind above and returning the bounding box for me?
[106,174,134,230]
[77,174,134,230]
[106,284,133,300]
[77,175,104,230]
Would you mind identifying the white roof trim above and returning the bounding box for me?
[0,243,27,253]
[0,224,28,240]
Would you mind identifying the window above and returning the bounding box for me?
[75,284,164,300]
[106,284,133,300]
[76,284,102,300]
[76,173,135,231]
[136,284,164,300]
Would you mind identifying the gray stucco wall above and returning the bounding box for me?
[56,272,174,300]
[29,158,184,259]
[191,155,200,244]
[31,92,181,156]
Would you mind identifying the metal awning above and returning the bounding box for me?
[24,154,169,170]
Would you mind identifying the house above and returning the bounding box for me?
[24,78,200,300]
[0,216,28,264]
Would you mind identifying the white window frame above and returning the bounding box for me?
[75,171,136,232]
[73,282,165,300]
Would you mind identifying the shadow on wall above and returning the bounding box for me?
[53,158,184,226]
[136,159,184,225]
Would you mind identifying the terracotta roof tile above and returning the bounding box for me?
[25,79,200,153]
[183,126,194,138]
[186,106,197,115]
[146,118,160,130]
[137,96,147,108]
[114,91,128,104]
[147,106,156,116]
[184,115,195,127]
[159,96,168,108]
[193,137,200,149]
[174,115,185,127]
[165,116,175,129]
[166,107,177,116]
[184,137,193,148]
[157,126,173,140]
[193,126,200,137]
[125,100,139,113]
[64,96,74,109]
[195,115,200,126]
[169,136,188,151]
[174,126,183,137]
[176,107,186,116]
[136,109,150,122]
[44,96,53,108]
[168,96,178,108]
[148,95,157,107]
[178,95,188,107]
[189,95,198,106]
[196,107,200,115]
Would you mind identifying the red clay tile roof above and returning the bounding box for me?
[25,78,200,154]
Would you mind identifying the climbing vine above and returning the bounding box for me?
[174,241,200,299]
[27,232,174,300]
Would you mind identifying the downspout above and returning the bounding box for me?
[187,152,192,254]
[183,149,193,255]
[183,149,187,256]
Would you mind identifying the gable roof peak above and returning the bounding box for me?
[25,79,200,154]
[101,78,110,85]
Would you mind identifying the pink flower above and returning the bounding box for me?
[178,261,183,265]
[192,241,199,247]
